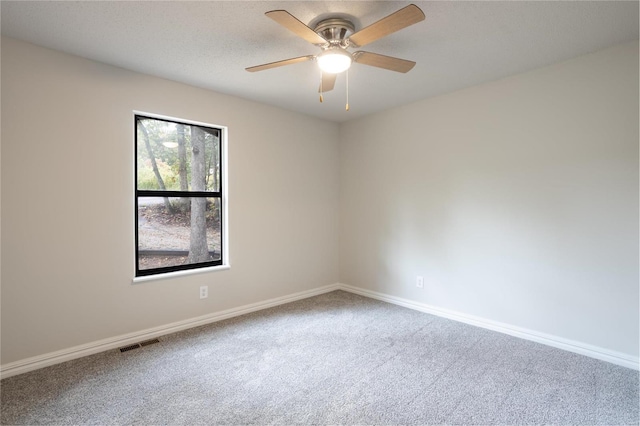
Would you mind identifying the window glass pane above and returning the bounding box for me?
[136,118,220,192]
[137,197,222,271]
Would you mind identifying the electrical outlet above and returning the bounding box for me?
[416,276,424,288]
[199,285,208,299]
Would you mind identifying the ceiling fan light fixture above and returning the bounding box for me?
[317,48,352,74]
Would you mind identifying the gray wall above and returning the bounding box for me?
[339,41,639,357]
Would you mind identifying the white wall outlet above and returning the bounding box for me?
[416,276,424,288]
[199,285,208,299]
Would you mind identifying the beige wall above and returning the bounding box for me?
[339,41,639,357]
[1,37,340,364]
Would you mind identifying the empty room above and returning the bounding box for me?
[1,1,638,425]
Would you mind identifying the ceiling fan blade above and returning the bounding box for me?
[245,55,315,72]
[348,4,425,48]
[265,10,328,45]
[319,72,337,93]
[353,51,416,73]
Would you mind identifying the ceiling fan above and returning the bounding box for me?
[246,4,425,109]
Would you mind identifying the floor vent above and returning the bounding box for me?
[119,344,141,353]
[119,338,160,353]
[139,338,160,347]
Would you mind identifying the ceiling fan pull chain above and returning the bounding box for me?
[320,71,324,103]
[345,69,350,111]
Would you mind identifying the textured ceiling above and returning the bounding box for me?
[2,1,638,123]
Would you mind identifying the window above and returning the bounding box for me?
[135,114,226,277]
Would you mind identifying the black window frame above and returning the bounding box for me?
[134,114,225,277]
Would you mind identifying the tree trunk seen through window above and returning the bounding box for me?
[139,120,176,214]
[188,126,211,263]
[176,124,189,207]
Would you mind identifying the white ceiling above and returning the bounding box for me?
[2,1,638,123]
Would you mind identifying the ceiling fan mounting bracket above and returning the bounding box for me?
[314,18,355,47]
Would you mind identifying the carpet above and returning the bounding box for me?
[1,290,638,425]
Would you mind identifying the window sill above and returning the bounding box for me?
[132,264,230,284]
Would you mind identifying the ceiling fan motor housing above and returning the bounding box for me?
[314,18,355,47]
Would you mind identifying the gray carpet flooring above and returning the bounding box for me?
[1,290,638,425]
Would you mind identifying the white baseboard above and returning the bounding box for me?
[0,283,341,379]
[2,281,636,379]
[337,283,639,371]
